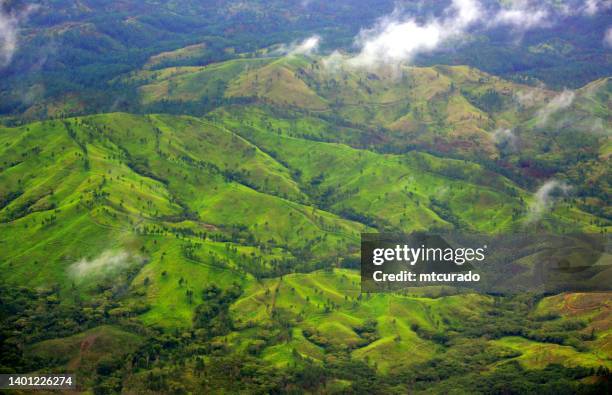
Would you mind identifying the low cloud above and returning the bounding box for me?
[493,128,518,152]
[321,49,344,71]
[584,0,600,15]
[275,35,321,56]
[536,89,575,127]
[68,250,142,279]
[514,84,548,108]
[489,1,550,31]
[605,26,612,47]
[582,0,612,16]
[528,180,570,222]
[320,0,610,70]
[348,0,481,68]
[0,4,36,68]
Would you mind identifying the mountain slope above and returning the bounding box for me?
[1,110,606,319]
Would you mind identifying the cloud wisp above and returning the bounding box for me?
[514,84,548,108]
[493,128,518,152]
[528,180,571,222]
[489,1,550,32]
[581,0,612,16]
[0,4,36,68]
[68,249,143,280]
[536,89,575,127]
[348,0,481,68]
[604,26,612,47]
[274,35,321,57]
[320,0,610,70]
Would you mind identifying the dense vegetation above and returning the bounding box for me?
[1,0,611,121]
[0,0,610,393]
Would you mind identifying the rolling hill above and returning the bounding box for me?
[0,49,610,392]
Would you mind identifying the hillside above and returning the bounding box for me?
[0,3,610,390]
[2,0,610,121]
[1,108,605,291]
[0,98,609,391]
[128,54,611,216]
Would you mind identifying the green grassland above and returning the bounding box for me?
[230,269,494,373]
[131,55,610,217]
[128,58,272,106]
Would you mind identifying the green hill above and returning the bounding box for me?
[128,54,610,219]
[0,53,610,393]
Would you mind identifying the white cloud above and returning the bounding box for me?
[0,5,36,68]
[275,35,321,56]
[293,35,320,55]
[493,128,518,151]
[0,10,19,67]
[68,249,142,279]
[448,0,483,29]
[348,0,482,68]
[582,0,612,16]
[528,180,570,222]
[536,89,575,126]
[321,49,344,71]
[514,85,548,108]
[584,0,600,15]
[490,1,550,31]
[604,26,612,47]
[318,0,612,70]
[349,18,443,68]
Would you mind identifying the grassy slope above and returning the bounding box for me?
[134,56,548,156]
[1,111,607,378]
[213,105,604,233]
[230,268,492,373]
[126,58,272,105]
[133,56,610,211]
[0,113,368,327]
[1,55,609,380]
